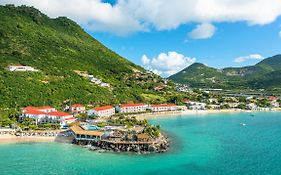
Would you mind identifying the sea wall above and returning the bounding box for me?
[73,135,170,154]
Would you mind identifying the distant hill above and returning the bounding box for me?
[169,55,281,91]
[0,5,177,109]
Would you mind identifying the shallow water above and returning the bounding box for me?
[1,112,281,175]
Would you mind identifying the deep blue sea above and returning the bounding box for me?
[1,112,281,175]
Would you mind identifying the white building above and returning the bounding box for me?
[88,106,115,117]
[117,103,147,113]
[8,64,38,72]
[150,104,177,112]
[20,106,76,127]
[186,102,206,110]
[70,104,86,113]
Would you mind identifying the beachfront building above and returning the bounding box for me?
[20,110,48,124]
[88,106,115,117]
[186,101,206,110]
[20,106,76,127]
[7,64,38,72]
[70,125,104,141]
[70,104,86,113]
[116,103,147,113]
[149,104,177,112]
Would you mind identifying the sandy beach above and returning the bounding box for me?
[135,108,281,120]
[135,109,244,120]
[0,135,74,144]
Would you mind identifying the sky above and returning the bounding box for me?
[1,0,281,77]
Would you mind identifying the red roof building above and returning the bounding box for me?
[70,104,86,113]
[268,96,277,101]
[20,106,75,127]
[118,103,147,113]
[88,106,115,117]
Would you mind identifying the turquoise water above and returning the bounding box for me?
[83,125,100,130]
[1,112,281,175]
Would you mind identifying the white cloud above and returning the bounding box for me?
[141,55,151,65]
[188,23,216,39]
[1,0,281,36]
[234,54,264,63]
[141,51,196,77]
[279,31,281,37]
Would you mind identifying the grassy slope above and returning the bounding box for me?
[0,5,175,109]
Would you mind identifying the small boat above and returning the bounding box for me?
[240,123,246,126]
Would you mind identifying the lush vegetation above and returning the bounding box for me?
[169,55,281,92]
[0,5,186,113]
[109,116,148,128]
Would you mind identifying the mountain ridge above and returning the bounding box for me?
[169,54,281,91]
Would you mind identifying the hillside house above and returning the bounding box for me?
[70,104,86,113]
[7,64,38,72]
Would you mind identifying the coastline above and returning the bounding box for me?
[135,108,281,120]
[1,108,280,145]
[0,135,73,144]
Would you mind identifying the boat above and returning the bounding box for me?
[240,123,246,126]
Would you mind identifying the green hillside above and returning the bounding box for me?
[0,5,179,109]
[169,54,281,91]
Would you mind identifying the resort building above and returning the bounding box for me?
[149,104,177,112]
[186,101,206,110]
[20,110,48,125]
[116,103,147,113]
[7,64,38,72]
[70,125,104,141]
[20,106,76,127]
[88,106,115,117]
[70,104,86,113]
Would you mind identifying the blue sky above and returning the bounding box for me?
[90,19,281,68]
[2,0,281,77]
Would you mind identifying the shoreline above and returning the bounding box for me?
[135,108,281,120]
[0,135,73,145]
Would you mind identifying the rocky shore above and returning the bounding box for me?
[73,135,170,154]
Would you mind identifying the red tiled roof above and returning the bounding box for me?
[71,104,84,108]
[23,106,55,111]
[47,111,72,117]
[151,104,176,107]
[37,106,54,110]
[268,96,277,101]
[64,117,76,121]
[23,106,38,111]
[120,103,145,107]
[94,106,113,111]
[24,110,46,115]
